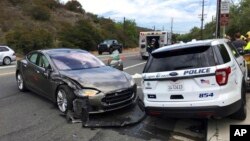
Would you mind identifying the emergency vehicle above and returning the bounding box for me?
[142,39,247,120]
[139,31,172,60]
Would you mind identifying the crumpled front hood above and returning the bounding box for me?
[59,66,130,93]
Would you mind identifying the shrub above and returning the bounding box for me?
[5,27,54,54]
[30,6,51,21]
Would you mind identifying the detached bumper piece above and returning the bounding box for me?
[66,99,146,127]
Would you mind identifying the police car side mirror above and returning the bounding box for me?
[239,50,245,55]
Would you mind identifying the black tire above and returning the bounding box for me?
[3,57,11,65]
[231,82,247,120]
[16,72,27,92]
[119,48,122,53]
[141,56,148,60]
[98,50,102,55]
[109,47,113,54]
[56,85,76,114]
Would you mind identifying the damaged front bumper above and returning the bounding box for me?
[66,98,146,127]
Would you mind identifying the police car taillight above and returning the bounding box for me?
[215,67,231,86]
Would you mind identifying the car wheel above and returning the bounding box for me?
[109,47,113,54]
[56,85,75,114]
[119,48,122,53]
[231,83,247,120]
[141,56,148,60]
[3,57,11,65]
[16,72,27,92]
[98,50,102,55]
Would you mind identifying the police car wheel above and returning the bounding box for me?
[231,83,247,120]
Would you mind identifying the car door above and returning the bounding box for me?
[227,42,246,75]
[0,47,4,62]
[34,53,53,98]
[24,52,40,92]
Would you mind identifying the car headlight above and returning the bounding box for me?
[75,89,99,97]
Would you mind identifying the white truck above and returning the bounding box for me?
[139,31,172,60]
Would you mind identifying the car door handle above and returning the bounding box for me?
[23,64,27,67]
[36,70,40,74]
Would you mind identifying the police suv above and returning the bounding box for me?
[142,39,247,120]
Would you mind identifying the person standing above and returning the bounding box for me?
[232,32,246,52]
[244,32,250,53]
[147,38,156,54]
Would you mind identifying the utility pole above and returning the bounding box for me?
[123,17,126,47]
[216,0,221,38]
[201,0,205,40]
[171,18,173,43]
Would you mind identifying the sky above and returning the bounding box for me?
[61,0,237,34]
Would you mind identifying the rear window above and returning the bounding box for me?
[0,47,9,52]
[144,46,216,73]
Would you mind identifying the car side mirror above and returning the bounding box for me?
[44,66,53,78]
[239,50,245,55]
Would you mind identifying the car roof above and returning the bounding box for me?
[40,48,88,55]
[152,38,228,55]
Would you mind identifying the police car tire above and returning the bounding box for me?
[230,83,247,120]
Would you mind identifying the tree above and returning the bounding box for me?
[59,20,101,51]
[65,0,84,13]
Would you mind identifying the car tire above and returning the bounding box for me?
[231,83,247,120]
[56,85,76,114]
[16,72,27,92]
[109,47,113,54]
[141,56,148,60]
[119,48,122,53]
[3,57,11,65]
[98,50,102,55]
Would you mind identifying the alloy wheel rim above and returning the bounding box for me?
[57,90,67,113]
[17,74,23,90]
[4,58,11,65]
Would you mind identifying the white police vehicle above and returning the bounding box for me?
[142,39,247,120]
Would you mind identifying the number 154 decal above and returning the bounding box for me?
[199,93,214,98]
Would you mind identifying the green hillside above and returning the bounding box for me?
[0,0,142,54]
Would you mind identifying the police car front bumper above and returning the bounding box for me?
[145,99,242,118]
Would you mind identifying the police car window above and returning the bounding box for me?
[213,44,231,64]
[227,42,240,58]
[144,46,216,73]
[28,53,38,64]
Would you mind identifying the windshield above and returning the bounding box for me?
[103,40,116,44]
[50,52,105,71]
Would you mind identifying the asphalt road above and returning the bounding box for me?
[0,53,206,141]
